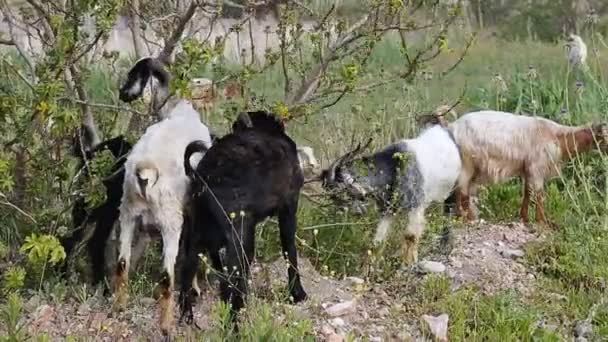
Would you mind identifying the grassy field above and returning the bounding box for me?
[2,28,608,340]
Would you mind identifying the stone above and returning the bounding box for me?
[422,313,449,342]
[574,320,593,337]
[321,324,335,336]
[369,336,382,342]
[345,276,365,285]
[139,297,156,306]
[327,333,345,342]
[324,300,357,317]
[501,249,525,259]
[418,261,446,274]
[330,317,346,327]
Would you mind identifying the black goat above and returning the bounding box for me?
[61,135,131,288]
[179,111,307,326]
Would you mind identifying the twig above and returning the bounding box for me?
[158,0,200,64]
[2,59,35,92]
[60,97,146,116]
[0,192,37,224]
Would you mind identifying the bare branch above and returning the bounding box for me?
[66,66,101,146]
[157,0,200,64]
[287,14,369,105]
[2,59,35,92]
[129,0,146,59]
[60,97,146,117]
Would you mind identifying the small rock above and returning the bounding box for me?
[370,336,382,342]
[450,260,463,268]
[139,297,156,306]
[575,337,588,342]
[324,299,357,317]
[418,261,446,274]
[327,333,345,342]
[574,320,593,337]
[330,317,345,327]
[422,313,449,342]
[377,307,390,317]
[501,249,525,259]
[77,302,90,315]
[31,304,55,330]
[320,324,335,336]
[89,312,107,331]
[24,294,41,312]
[397,331,413,341]
[345,276,365,285]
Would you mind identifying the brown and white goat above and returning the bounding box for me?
[448,110,608,226]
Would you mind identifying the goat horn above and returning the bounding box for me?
[326,137,373,181]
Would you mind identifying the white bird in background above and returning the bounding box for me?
[565,33,588,69]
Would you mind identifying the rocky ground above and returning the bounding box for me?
[16,222,546,341]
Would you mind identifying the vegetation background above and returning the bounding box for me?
[1,0,608,340]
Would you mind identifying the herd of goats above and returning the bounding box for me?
[57,36,607,337]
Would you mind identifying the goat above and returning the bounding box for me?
[297,146,320,180]
[448,110,608,226]
[319,125,462,265]
[566,34,587,69]
[179,110,308,327]
[114,56,213,337]
[61,134,131,290]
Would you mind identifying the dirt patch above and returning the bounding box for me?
[445,221,543,296]
[9,221,544,341]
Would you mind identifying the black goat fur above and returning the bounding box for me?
[180,110,307,326]
[61,135,131,288]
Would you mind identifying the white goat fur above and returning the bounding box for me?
[117,100,212,301]
[566,34,587,68]
[448,110,604,223]
[296,146,320,179]
[376,125,461,263]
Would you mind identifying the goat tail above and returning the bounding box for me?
[134,160,159,200]
[119,57,170,103]
[184,140,209,179]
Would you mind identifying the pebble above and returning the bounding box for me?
[327,333,345,342]
[320,324,335,336]
[139,297,156,306]
[330,317,346,327]
[418,261,446,274]
[324,300,357,317]
[345,276,365,285]
[501,249,525,259]
[422,313,449,342]
[574,320,593,337]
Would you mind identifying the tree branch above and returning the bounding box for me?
[157,0,200,64]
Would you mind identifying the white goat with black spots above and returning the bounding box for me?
[320,125,462,265]
[113,57,212,338]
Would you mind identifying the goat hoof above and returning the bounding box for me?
[289,287,307,303]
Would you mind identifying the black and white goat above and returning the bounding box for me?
[113,57,212,337]
[320,125,462,265]
[61,134,131,289]
[179,111,308,326]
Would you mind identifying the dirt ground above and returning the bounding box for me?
[19,222,543,341]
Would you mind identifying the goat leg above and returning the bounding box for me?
[158,221,182,338]
[178,236,202,326]
[402,206,425,265]
[520,177,531,224]
[278,205,307,303]
[114,215,137,311]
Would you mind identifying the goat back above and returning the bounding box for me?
[194,129,302,213]
[232,111,285,135]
